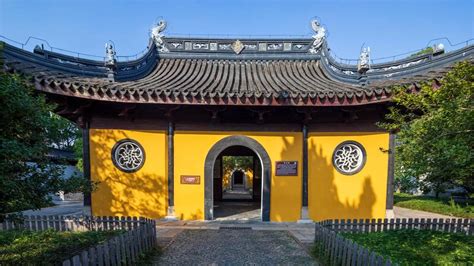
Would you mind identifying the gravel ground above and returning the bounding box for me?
[154,229,316,265]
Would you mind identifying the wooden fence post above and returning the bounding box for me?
[376,218,382,232]
[413,218,419,230]
[88,246,96,266]
[104,241,111,266]
[462,219,469,235]
[80,250,89,265]
[71,255,81,266]
[126,230,133,264]
[469,219,474,236]
[351,242,358,266]
[109,238,116,266]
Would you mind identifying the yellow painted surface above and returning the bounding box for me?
[174,132,302,221]
[308,132,389,221]
[245,169,254,189]
[89,129,388,222]
[90,129,167,219]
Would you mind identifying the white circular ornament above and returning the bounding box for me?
[112,140,145,172]
[332,141,366,175]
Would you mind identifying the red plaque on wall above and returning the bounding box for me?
[275,161,298,176]
[180,175,201,184]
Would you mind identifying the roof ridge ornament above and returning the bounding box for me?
[309,19,326,54]
[151,20,168,53]
[231,40,245,54]
[358,46,370,74]
[105,42,116,66]
[105,42,116,82]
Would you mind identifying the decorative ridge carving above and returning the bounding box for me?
[309,19,326,54]
[105,42,117,82]
[357,47,370,74]
[231,40,245,54]
[151,20,168,53]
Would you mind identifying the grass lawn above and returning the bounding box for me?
[394,193,474,218]
[341,229,474,265]
[0,229,122,264]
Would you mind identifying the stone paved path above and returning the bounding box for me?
[21,200,84,216]
[155,220,316,247]
[394,206,460,219]
[214,202,260,221]
[154,229,316,265]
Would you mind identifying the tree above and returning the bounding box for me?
[48,112,84,171]
[73,136,84,172]
[47,113,81,151]
[0,72,91,218]
[380,62,474,197]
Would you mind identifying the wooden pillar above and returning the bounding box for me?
[82,126,91,208]
[166,121,176,218]
[302,124,308,207]
[386,133,395,218]
[298,124,311,222]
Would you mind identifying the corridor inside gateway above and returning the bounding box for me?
[212,146,262,220]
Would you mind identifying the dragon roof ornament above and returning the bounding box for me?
[151,20,168,52]
[105,42,116,65]
[358,47,370,74]
[309,19,326,54]
[104,42,117,82]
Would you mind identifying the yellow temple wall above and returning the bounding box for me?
[174,132,302,221]
[89,129,168,219]
[308,132,389,221]
[88,129,389,222]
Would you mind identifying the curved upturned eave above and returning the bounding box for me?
[33,79,392,107]
[2,38,472,107]
[321,43,474,84]
[2,40,160,81]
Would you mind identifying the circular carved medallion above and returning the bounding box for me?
[112,139,145,172]
[332,141,366,175]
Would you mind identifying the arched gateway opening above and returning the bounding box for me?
[204,136,271,221]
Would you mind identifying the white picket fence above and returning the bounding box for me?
[1,215,157,265]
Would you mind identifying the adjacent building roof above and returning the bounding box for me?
[1,23,473,107]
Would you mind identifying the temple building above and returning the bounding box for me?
[2,20,472,222]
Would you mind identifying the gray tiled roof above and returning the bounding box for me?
[2,39,472,107]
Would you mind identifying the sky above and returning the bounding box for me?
[1,0,473,61]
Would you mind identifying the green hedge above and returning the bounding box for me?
[0,229,121,264]
[341,229,474,265]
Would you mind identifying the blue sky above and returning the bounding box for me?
[1,0,473,61]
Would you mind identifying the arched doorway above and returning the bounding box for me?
[231,169,245,188]
[204,136,272,221]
